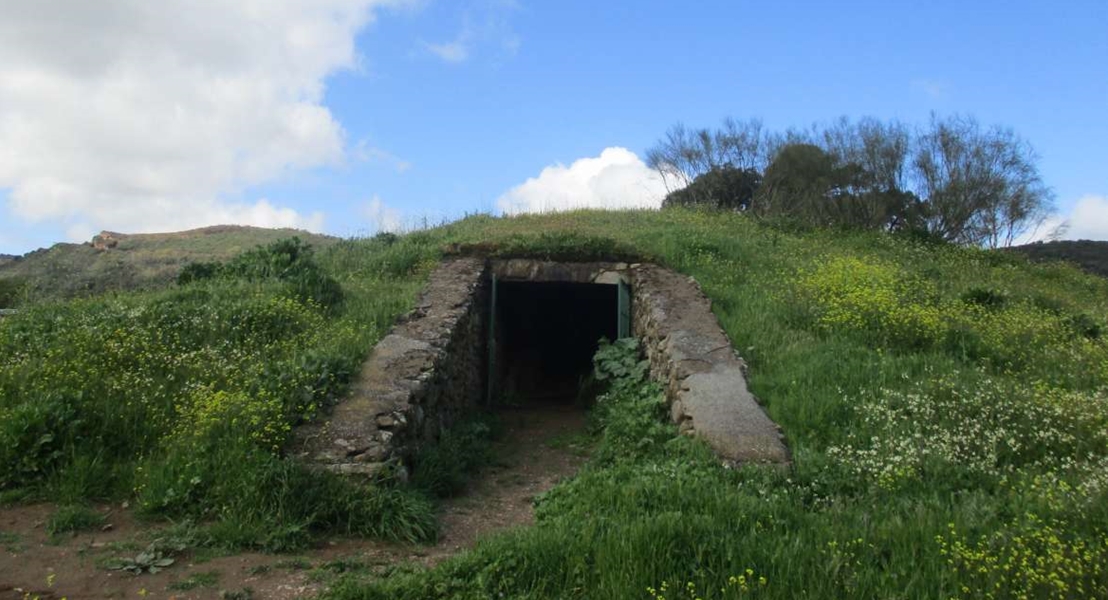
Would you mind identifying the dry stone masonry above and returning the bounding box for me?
[630,264,790,465]
[294,257,788,477]
[292,257,489,476]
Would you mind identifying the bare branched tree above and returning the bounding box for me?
[912,114,1053,247]
[645,119,766,193]
[646,113,1053,247]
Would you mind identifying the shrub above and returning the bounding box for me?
[178,237,344,311]
[0,276,26,307]
[959,286,1008,309]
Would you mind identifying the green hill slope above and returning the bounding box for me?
[0,225,337,304]
[2,209,1106,599]
[1009,239,1108,278]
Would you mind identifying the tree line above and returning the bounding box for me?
[645,115,1055,247]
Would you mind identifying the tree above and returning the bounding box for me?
[646,113,1052,246]
[662,165,762,211]
[645,118,766,193]
[820,117,911,195]
[754,143,840,223]
[912,114,1052,247]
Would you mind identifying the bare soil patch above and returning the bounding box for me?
[0,403,588,599]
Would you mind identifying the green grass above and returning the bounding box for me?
[0,530,23,553]
[168,570,221,591]
[2,208,1108,598]
[0,237,435,550]
[0,225,338,304]
[410,414,500,499]
[46,505,106,538]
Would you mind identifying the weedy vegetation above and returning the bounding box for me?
[2,209,1107,598]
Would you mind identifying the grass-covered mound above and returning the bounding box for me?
[3,209,1107,597]
[0,225,339,304]
[0,236,438,549]
[1009,239,1108,279]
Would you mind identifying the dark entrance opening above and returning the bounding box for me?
[491,281,619,404]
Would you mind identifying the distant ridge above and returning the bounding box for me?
[0,225,338,303]
[1007,240,1108,278]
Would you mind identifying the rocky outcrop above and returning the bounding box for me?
[91,231,121,251]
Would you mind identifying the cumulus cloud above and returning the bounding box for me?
[497,147,672,215]
[361,196,403,233]
[1060,195,1108,241]
[1014,195,1108,244]
[0,0,408,238]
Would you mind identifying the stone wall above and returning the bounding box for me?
[629,264,790,466]
[490,259,629,284]
[292,257,489,477]
[293,257,789,477]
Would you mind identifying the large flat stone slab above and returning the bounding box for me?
[631,264,789,465]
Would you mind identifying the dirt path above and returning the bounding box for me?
[0,404,589,600]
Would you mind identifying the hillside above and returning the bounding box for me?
[1,209,1107,599]
[1009,239,1108,278]
[0,224,337,304]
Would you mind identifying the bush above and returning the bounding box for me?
[960,286,1008,309]
[0,276,26,307]
[178,237,344,311]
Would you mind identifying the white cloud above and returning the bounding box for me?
[1015,195,1108,244]
[353,140,413,173]
[421,2,519,64]
[0,0,410,239]
[497,147,672,215]
[423,37,472,63]
[1061,195,1108,241]
[361,196,403,233]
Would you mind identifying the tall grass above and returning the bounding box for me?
[0,237,440,548]
[2,208,1107,596]
[323,209,1108,599]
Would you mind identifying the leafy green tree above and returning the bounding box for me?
[754,143,841,223]
[661,165,762,211]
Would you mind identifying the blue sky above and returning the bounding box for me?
[1,0,1106,254]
